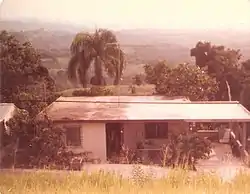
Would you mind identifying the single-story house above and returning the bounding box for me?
[38,96,250,162]
[0,103,18,167]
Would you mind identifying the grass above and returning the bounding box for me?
[59,84,155,97]
[0,168,250,194]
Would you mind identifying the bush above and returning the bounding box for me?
[161,132,212,170]
[72,89,92,96]
[72,87,114,96]
[2,111,72,169]
[132,74,143,86]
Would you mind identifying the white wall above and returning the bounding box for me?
[81,123,106,162]
[60,122,107,162]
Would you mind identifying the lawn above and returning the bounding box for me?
[59,84,155,97]
[0,168,249,194]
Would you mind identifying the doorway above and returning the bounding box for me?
[105,123,124,159]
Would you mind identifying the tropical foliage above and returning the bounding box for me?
[162,133,212,170]
[0,30,64,169]
[0,30,58,116]
[68,29,125,87]
[2,111,68,169]
[190,41,244,101]
[144,62,218,101]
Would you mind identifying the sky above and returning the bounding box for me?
[0,0,250,29]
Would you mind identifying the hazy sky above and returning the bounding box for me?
[0,0,250,29]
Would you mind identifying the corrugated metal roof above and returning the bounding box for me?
[40,96,250,122]
[0,103,16,122]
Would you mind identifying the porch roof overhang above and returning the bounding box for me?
[38,96,250,123]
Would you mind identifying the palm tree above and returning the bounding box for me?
[68,29,125,87]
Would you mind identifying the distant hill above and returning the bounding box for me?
[1,20,250,68]
[0,19,84,32]
[1,19,250,91]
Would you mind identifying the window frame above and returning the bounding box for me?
[144,122,168,139]
[63,124,82,147]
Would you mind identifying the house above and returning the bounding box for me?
[0,103,18,167]
[38,96,250,162]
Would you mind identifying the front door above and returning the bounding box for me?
[106,123,124,159]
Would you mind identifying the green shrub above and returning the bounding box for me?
[72,87,114,96]
[72,89,92,96]
[161,133,212,170]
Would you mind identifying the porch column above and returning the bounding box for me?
[242,122,247,150]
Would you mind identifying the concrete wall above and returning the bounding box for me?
[123,121,189,149]
[57,121,188,162]
[57,123,107,162]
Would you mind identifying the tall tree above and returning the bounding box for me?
[0,30,57,116]
[68,29,125,87]
[144,62,218,101]
[190,41,242,101]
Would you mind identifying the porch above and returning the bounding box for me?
[106,121,188,164]
[105,121,250,165]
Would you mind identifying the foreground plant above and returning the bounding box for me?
[0,169,250,194]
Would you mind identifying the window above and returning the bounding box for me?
[145,123,168,139]
[64,124,81,147]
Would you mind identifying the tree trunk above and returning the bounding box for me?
[225,80,234,131]
[113,61,121,85]
[78,67,88,88]
[225,80,232,101]
[94,56,106,86]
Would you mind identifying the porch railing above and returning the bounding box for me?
[230,131,249,166]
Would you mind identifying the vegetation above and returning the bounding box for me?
[0,30,58,116]
[144,61,218,100]
[68,29,125,87]
[191,42,244,101]
[2,112,68,169]
[161,133,212,170]
[60,85,155,97]
[0,169,250,194]
[1,19,250,173]
[0,31,64,168]
[72,86,114,96]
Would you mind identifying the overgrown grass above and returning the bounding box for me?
[0,168,250,194]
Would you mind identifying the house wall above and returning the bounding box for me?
[56,123,107,162]
[123,121,189,149]
[56,121,188,162]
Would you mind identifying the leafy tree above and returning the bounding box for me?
[68,29,125,87]
[240,59,250,109]
[0,30,57,116]
[2,111,69,169]
[146,62,218,101]
[144,60,170,85]
[190,41,242,101]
